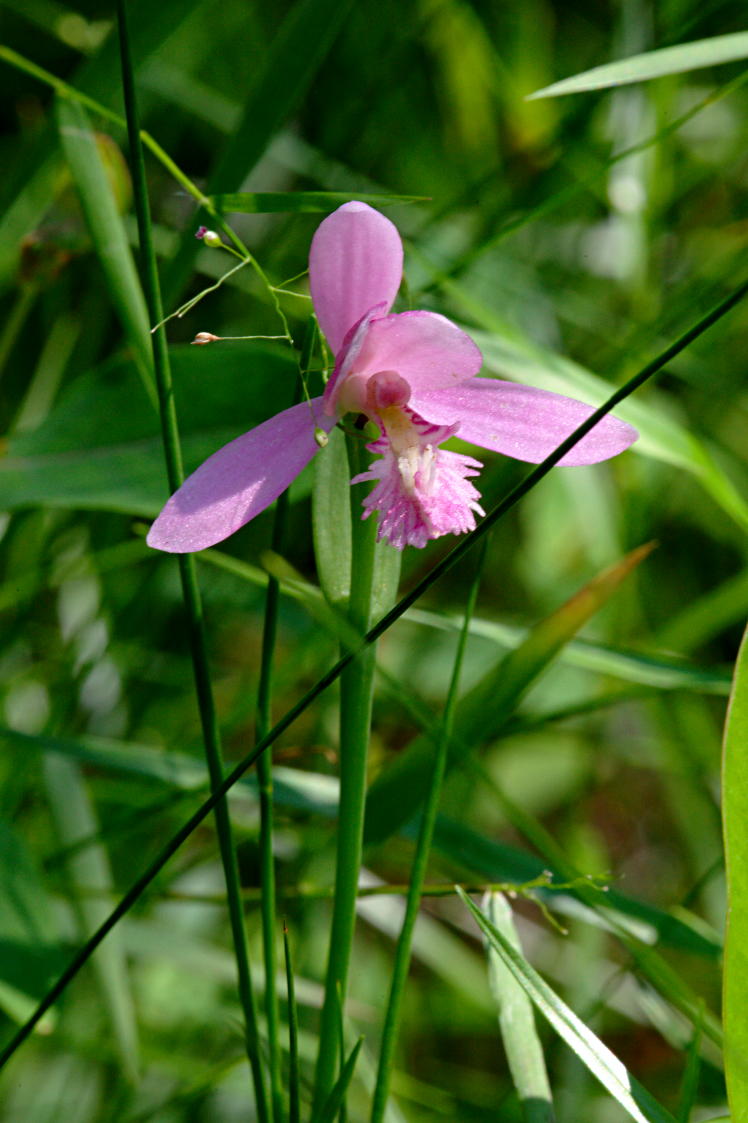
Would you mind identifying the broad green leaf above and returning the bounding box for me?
[722,620,748,1119]
[483,893,555,1122]
[474,330,748,533]
[529,32,748,99]
[459,890,679,1123]
[313,426,401,620]
[212,191,427,214]
[313,427,352,610]
[0,344,298,516]
[364,544,654,846]
[55,98,154,404]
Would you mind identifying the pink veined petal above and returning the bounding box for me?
[352,310,483,395]
[146,398,336,553]
[410,379,638,466]
[309,202,403,355]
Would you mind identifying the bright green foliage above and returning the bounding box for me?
[0,0,746,1120]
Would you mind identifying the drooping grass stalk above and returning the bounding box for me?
[312,430,380,1112]
[115,5,268,1118]
[370,538,487,1123]
[255,325,315,1123]
[3,272,747,1069]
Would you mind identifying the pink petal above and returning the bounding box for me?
[410,379,638,466]
[146,398,335,553]
[352,310,483,393]
[309,202,403,355]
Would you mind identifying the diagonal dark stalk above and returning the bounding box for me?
[1,271,747,1072]
[115,4,268,1118]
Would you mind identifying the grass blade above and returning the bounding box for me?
[722,621,748,1119]
[212,191,427,214]
[529,33,748,99]
[458,889,679,1123]
[55,98,154,404]
[483,892,555,1123]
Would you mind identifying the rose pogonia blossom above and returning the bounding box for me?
[147,202,637,553]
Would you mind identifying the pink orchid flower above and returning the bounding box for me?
[147,202,637,553]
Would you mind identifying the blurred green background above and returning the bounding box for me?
[1,0,747,1119]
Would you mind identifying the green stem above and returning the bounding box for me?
[369,539,487,1123]
[115,7,268,1120]
[312,431,379,1112]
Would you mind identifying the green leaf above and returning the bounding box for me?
[364,544,654,847]
[483,892,555,1122]
[459,890,679,1123]
[212,191,428,214]
[474,330,748,533]
[722,620,748,1119]
[313,427,352,609]
[313,426,401,620]
[528,32,748,99]
[0,344,298,516]
[55,98,154,405]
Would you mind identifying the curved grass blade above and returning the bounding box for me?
[459,889,678,1123]
[55,98,154,404]
[722,621,748,1120]
[529,33,748,99]
[212,191,428,214]
[483,892,555,1123]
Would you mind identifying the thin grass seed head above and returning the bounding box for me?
[147,202,637,553]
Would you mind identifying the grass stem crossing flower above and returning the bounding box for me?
[147,203,637,553]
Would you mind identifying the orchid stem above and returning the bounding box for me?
[116,6,268,1120]
[312,431,379,1112]
[369,537,487,1122]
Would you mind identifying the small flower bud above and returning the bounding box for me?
[314,428,329,448]
[192,331,220,345]
[195,227,223,247]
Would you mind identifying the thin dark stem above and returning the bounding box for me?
[2,272,746,1070]
[115,5,268,1119]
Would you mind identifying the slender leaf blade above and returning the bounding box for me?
[722,621,748,1119]
[529,32,748,99]
[459,889,679,1123]
[212,191,427,214]
[484,892,555,1122]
